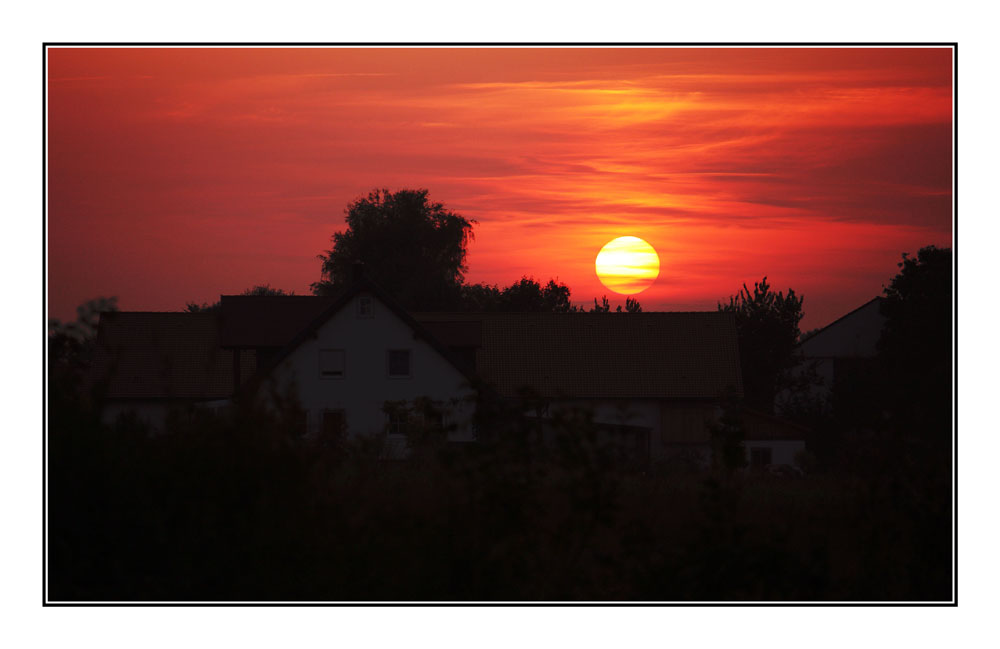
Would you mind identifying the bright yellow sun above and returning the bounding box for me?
[595,236,660,295]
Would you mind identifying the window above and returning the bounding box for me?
[319,349,345,379]
[387,349,411,378]
[749,446,773,470]
[357,296,373,318]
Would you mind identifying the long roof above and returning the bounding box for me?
[415,311,742,400]
[91,302,742,402]
[90,312,256,400]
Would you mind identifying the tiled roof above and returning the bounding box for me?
[415,312,742,400]
[91,312,256,399]
[219,296,336,347]
[92,304,741,402]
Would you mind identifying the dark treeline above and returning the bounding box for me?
[49,391,950,601]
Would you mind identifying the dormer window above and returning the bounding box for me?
[319,349,345,379]
[357,296,373,318]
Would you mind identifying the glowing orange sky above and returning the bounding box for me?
[47,47,953,329]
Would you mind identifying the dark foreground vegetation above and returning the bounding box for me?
[48,394,951,602]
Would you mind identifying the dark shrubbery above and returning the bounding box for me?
[48,393,952,601]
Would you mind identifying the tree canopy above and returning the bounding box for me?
[878,246,952,437]
[461,277,574,312]
[49,296,119,402]
[186,284,295,313]
[719,277,804,412]
[311,189,475,310]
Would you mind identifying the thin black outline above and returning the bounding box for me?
[42,42,959,607]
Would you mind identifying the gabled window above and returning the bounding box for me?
[387,349,411,378]
[319,349,346,379]
[357,295,373,318]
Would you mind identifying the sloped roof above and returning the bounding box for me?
[415,312,742,400]
[91,302,741,402]
[90,312,256,399]
[219,295,336,347]
[798,296,885,358]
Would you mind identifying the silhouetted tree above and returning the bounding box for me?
[622,297,643,313]
[586,295,643,313]
[878,246,952,439]
[312,189,475,310]
[591,296,611,313]
[186,284,295,312]
[874,245,952,599]
[707,390,747,478]
[462,277,574,312]
[49,296,118,404]
[720,277,804,412]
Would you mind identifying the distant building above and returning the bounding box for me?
[792,297,886,413]
[90,272,785,466]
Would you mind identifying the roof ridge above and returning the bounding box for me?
[798,296,883,345]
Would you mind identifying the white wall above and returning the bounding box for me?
[262,292,476,442]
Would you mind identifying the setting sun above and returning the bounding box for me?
[595,236,660,295]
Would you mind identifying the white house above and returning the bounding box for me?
[92,271,783,467]
[247,283,479,452]
[92,276,479,455]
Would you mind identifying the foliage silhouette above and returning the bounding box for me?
[461,277,575,312]
[719,277,804,412]
[48,383,952,601]
[878,246,952,438]
[49,296,118,405]
[185,284,296,313]
[312,188,475,310]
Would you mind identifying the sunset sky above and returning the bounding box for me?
[46,46,953,329]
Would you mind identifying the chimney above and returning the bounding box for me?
[352,261,365,282]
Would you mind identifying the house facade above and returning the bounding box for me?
[414,310,744,465]
[253,288,478,449]
[91,274,760,465]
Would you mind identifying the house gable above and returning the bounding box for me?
[258,286,476,438]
